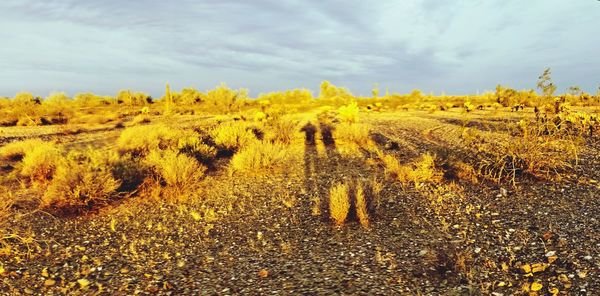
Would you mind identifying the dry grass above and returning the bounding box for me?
[43,150,121,209]
[230,140,291,174]
[382,153,443,188]
[462,118,582,184]
[329,182,350,226]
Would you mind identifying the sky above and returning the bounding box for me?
[0,0,599,98]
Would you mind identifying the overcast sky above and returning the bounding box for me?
[0,0,598,98]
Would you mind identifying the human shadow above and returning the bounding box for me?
[301,120,379,221]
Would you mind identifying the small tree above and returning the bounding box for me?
[567,86,582,96]
[372,83,380,98]
[536,68,556,106]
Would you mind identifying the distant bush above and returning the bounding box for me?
[43,150,120,209]
[116,90,152,105]
[117,125,195,156]
[205,83,247,113]
[145,150,206,192]
[230,141,290,174]
[329,182,350,226]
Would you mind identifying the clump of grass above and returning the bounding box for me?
[0,139,47,161]
[230,141,290,174]
[43,150,120,209]
[382,153,443,188]
[329,182,350,226]
[145,150,207,193]
[355,182,369,228]
[211,121,258,151]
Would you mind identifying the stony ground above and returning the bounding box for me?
[1,110,599,295]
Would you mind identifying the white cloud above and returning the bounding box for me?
[0,0,598,96]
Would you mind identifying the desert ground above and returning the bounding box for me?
[1,86,600,295]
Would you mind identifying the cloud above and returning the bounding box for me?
[0,0,598,97]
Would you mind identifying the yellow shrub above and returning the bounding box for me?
[355,182,369,228]
[337,102,359,123]
[43,150,120,209]
[177,136,217,161]
[329,182,350,226]
[20,143,62,184]
[0,139,47,161]
[230,141,290,174]
[211,121,258,151]
[145,150,206,191]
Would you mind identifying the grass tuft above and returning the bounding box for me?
[329,182,350,226]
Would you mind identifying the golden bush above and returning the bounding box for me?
[211,121,258,151]
[145,150,206,192]
[329,182,350,226]
[43,150,120,209]
[0,139,47,161]
[230,141,290,174]
[20,143,62,184]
